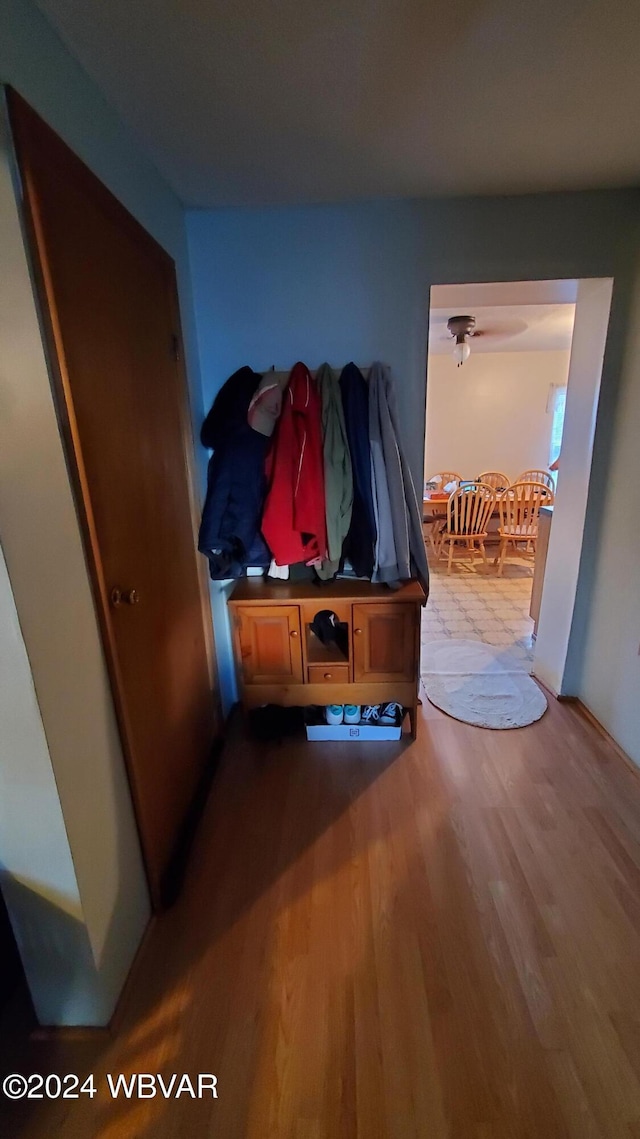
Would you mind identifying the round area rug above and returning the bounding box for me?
[422,639,547,729]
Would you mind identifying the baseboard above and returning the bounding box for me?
[531,675,577,704]
[534,686,638,780]
[29,1025,112,1041]
[27,913,157,1039]
[107,913,158,1035]
[531,674,561,701]
[572,699,639,780]
[159,730,226,908]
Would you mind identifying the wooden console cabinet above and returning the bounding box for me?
[229,579,426,737]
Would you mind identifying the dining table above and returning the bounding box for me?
[423,483,545,523]
[423,490,502,523]
[422,485,522,555]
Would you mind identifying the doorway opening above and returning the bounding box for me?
[421,278,613,698]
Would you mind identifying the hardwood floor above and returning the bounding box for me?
[4,693,640,1138]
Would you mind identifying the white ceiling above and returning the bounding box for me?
[429,282,576,354]
[430,280,579,309]
[35,0,640,207]
[429,304,575,355]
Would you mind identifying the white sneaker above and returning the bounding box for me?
[360,705,382,724]
[325,705,344,725]
[343,704,360,724]
[380,702,403,725]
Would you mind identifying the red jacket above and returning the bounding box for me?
[262,362,327,566]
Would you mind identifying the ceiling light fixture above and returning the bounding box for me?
[447,314,476,367]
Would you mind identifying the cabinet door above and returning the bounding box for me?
[235,606,303,685]
[353,604,416,683]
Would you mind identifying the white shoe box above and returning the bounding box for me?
[306,723,402,741]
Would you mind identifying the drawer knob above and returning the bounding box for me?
[324,672,332,679]
[290,629,299,638]
[354,627,363,635]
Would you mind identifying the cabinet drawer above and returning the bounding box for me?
[307,664,350,685]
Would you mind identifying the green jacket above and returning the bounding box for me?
[316,363,353,579]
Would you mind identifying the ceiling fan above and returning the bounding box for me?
[447,315,476,366]
[443,313,527,365]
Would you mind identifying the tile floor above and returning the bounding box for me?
[421,550,536,672]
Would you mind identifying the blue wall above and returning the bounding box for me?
[186,199,430,708]
[187,191,639,488]
[188,199,432,482]
[187,190,640,713]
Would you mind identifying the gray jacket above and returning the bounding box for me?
[368,362,429,596]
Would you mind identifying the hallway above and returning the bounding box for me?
[5,698,640,1139]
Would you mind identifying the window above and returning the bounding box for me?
[549,385,567,467]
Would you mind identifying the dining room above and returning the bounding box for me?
[421,280,576,687]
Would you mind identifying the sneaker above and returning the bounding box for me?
[343,704,360,724]
[325,705,344,725]
[360,704,382,723]
[380,702,403,725]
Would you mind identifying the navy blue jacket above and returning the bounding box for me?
[198,367,271,579]
[339,363,377,578]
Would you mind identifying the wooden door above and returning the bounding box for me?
[353,604,416,683]
[8,92,219,906]
[235,606,303,684]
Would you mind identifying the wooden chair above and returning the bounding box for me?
[426,470,463,490]
[478,470,510,491]
[494,481,553,575]
[423,471,463,557]
[437,482,496,574]
[515,469,555,496]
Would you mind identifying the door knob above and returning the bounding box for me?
[289,629,299,638]
[354,627,363,635]
[111,587,139,607]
